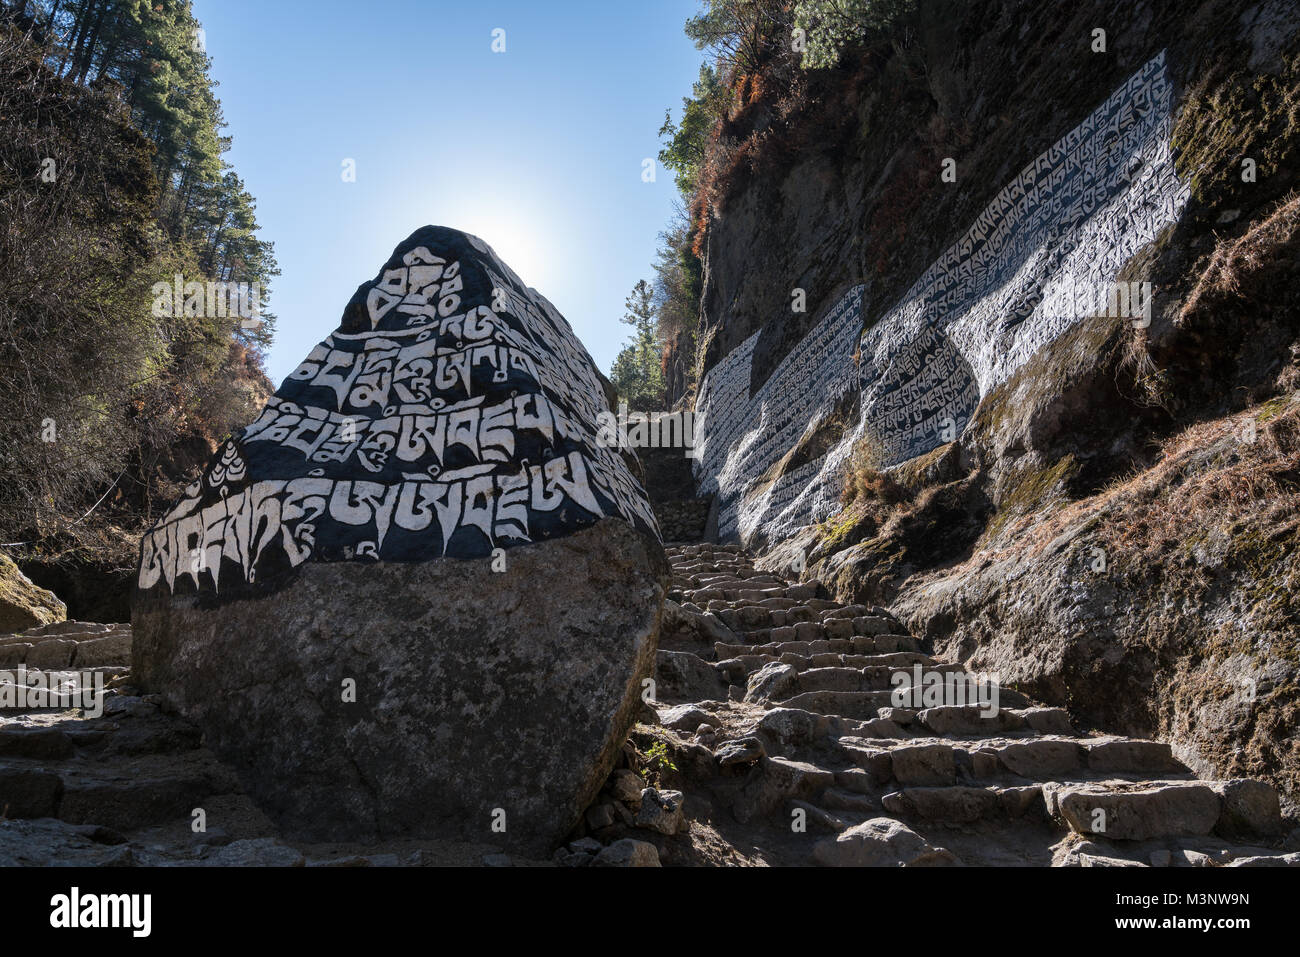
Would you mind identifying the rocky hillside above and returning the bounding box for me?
[683,0,1300,809]
[1,7,279,624]
[9,344,275,625]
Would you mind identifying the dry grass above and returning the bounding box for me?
[1179,192,1300,327]
[989,398,1300,575]
[1094,401,1300,560]
[838,439,910,508]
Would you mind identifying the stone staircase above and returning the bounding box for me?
[632,542,1298,866]
[0,620,132,670]
[4,543,1295,866]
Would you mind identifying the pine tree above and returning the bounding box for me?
[610,280,666,411]
[0,4,278,540]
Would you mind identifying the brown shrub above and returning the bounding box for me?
[839,440,910,507]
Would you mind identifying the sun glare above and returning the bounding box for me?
[408,196,555,294]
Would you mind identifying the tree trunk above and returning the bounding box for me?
[72,0,108,84]
[93,7,124,82]
[57,0,90,75]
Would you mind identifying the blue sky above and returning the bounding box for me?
[192,0,704,386]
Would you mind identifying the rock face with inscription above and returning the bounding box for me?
[132,226,667,853]
[693,52,1189,546]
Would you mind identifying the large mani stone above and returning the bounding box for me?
[132,226,667,853]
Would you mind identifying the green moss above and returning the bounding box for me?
[818,503,869,552]
[974,314,1121,443]
[1171,53,1300,210]
[1233,524,1300,661]
[1256,394,1295,424]
[1178,525,1210,556]
[983,454,1078,542]
[892,442,953,491]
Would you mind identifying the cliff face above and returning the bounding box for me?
[694,0,1296,381]
[689,0,1300,803]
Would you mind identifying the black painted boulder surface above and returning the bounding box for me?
[133,226,667,853]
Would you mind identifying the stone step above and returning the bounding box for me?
[833,735,1192,788]
[754,707,910,749]
[765,664,965,699]
[708,601,847,626]
[913,704,1075,737]
[1044,778,1283,842]
[717,651,935,682]
[776,618,896,640]
[730,755,838,824]
[726,589,794,603]
[680,570,758,582]
[0,750,240,832]
[0,623,132,669]
[777,690,900,720]
[710,614,897,640]
[882,784,1047,824]
[792,667,884,695]
[715,634,921,660]
[674,560,756,570]
[0,726,75,759]
[819,604,889,621]
[878,780,1274,837]
[655,543,1293,865]
[690,577,779,591]
[693,584,821,603]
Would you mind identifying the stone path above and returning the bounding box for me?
[0,621,132,669]
[622,542,1298,866]
[3,547,1295,866]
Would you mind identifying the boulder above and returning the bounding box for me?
[132,226,667,855]
[635,787,685,835]
[654,650,725,702]
[592,838,661,867]
[658,703,719,732]
[714,735,766,768]
[608,769,646,806]
[744,662,798,703]
[0,552,66,633]
[813,818,959,867]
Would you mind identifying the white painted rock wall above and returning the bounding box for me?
[694,51,1190,545]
